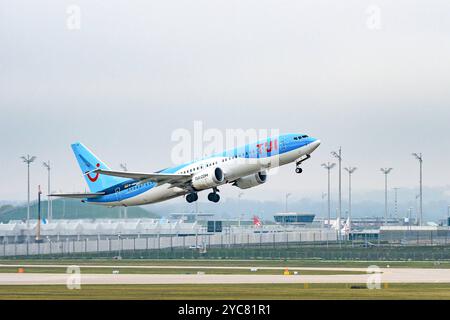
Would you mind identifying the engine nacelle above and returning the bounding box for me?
[233,171,267,189]
[192,167,224,190]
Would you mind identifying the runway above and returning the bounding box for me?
[0,264,370,272]
[1,268,450,285]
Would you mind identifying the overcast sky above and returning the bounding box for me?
[1,0,450,205]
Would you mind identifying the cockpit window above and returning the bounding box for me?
[302,135,308,138]
[294,137,298,140]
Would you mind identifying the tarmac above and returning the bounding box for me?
[1,266,450,285]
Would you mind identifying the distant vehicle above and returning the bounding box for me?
[50,134,320,206]
[360,242,378,248]
[189,245,203,249]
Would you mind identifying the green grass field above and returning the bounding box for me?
[0,283,449,300]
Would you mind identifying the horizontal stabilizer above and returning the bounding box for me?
[49,192,105,199]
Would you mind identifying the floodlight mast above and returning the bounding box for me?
[321,192,327,220]
[119,163,128,172]
[285,193,292,213]
[43,161,52,222]
[344,166,357,234]
[380,168,393,225]
[331,148,342,238]
[393,187,400,219]
[238,192,244,226]
[412,153,423,226]
[321,162,336,227]
[119,163,128,219]
[21,155,36,227]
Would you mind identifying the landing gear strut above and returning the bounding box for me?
[295,154,311,174]
[186,192,198,203]
[207,187,220,203]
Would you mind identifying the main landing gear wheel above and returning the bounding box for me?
[295,167,303,174]
[186,193,198,203]
[207,192,220,203]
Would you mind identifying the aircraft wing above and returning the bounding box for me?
[95,169,192,185]
[49,192,105,199]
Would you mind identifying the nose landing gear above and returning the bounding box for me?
[295,154,311,174]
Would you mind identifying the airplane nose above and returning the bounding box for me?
[309,139,321,152]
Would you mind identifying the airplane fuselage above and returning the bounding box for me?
[85,134,320,206]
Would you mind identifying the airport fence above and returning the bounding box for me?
[2,229,450,261]
[0,229,337,258]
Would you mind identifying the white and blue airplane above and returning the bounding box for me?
[51,134,320,206]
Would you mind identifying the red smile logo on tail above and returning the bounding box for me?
[86,163,100,182]
[253,216,262,227]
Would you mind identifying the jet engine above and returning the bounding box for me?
[233,171,267,189]
[192,167,224,190]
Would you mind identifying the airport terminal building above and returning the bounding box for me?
[273,213,315,225]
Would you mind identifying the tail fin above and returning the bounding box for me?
[253,216,262,227]
[71,142,126,192]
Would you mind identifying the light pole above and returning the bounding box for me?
[36,185,42,242]
[285,193,291,212]
[415,194,420,223]
[393,187,400,220]
[118,233,122,258]
[238,192,244,227]
[321,192,327,220]
[321,162,336,227]
[408,207,413,230]
[331,148,342,237]
[412,153,423,226]
[43,161,52,222]
[344,166,357,234]
[120,163,128,219]
[21,155,36,227]
[380,168,393,225]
